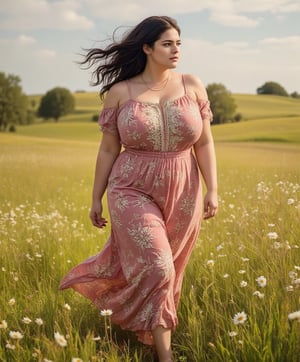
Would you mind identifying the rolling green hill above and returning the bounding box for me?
[233,94,300,120]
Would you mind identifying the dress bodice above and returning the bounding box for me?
[99,93,212,152]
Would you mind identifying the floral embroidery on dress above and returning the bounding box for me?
[133,194,152,209]
[164,104,185,150]
[179,195,196,216]
[120,157,135,178]
[127,222,154,249]
[142,105,163,151]
[152,251,175,279]
[115,192,130,212]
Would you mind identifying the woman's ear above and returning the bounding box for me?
[142,44,152,55]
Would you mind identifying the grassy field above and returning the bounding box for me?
[1,94,300,361]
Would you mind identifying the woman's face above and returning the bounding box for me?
[144,28,181,69]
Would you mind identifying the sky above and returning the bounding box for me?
[0,0,299,95]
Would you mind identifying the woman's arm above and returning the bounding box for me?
[186,74,218,219]
[193,119,218,219]
[90,85,122,228]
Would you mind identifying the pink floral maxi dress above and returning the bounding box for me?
[59,77,213,345]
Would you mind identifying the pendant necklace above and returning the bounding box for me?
[141,74,170,91]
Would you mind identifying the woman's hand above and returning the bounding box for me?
[89,200,108,228]
[203,190,218,219]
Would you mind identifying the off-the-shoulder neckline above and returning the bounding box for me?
[101,94,209,112]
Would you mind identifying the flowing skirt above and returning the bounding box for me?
[59,148,202,345]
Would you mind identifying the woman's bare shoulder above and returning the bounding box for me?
[103,81,128,108]
[183,73,208,100]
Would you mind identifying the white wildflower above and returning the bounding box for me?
[288,311,300,321]
[0,320,8,329]
[206,259,215,268]
[240,281,248,288]
[256,276,267,287]
[35,318,44,326]
[233,312,247,325]
[8,298,16,306]
[9,331,24,339]
[6,342,16,350]
[267,232,279,240]
[100,309,113,316]
[22,317,32,324]
[64,303,71,311]
[54,331,67,347]
[253,291,265,299]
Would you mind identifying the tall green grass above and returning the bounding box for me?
[1,124,299,361]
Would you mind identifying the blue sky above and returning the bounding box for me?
[0,0,299,95]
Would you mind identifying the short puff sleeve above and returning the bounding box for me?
[198,99,213,123]
[98,107,118,134]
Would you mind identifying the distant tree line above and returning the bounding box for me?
[0,71,299,131]
[257,81,300,98]
[0,72,75,131]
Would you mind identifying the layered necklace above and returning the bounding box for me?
[141,73,170,92]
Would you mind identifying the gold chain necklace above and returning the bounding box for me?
[141,74,170,92]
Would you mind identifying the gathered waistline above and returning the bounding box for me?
[124,148,192,159]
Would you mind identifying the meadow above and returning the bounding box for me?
[0,93,300,361]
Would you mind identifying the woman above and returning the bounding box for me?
[60,15,218,362]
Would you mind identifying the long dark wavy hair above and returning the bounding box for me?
[80,16,181,98]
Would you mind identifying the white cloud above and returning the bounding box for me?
[259,35,300,46]
[1,0,299,31]
[81,0,210,21]
[17,35,36,45]
[36,49,57,58]
[0,0,94,30]
[210,12,259,27]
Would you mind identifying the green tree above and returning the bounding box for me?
[206,83,237,124]
[0,72,28,131]
[290,91,300,99]
[256,81,289,97]
[38,87,75,121]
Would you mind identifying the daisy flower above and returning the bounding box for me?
[100,309,113,317]
[35,318,44,326]
[22,317,32,324]
[8,298,16,306]
[267,232,278,240]
[256,276,267,287]
[253,291,265,299]
[288,311,300,322]
[206,260,215,268]
[6,342,16,350]
[54,332,67,347]
[240,281,248,288]
[64,303,71,311]
[233,312,247,325]
[9,331,24,340]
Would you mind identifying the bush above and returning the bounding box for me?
[257,81,288,97]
